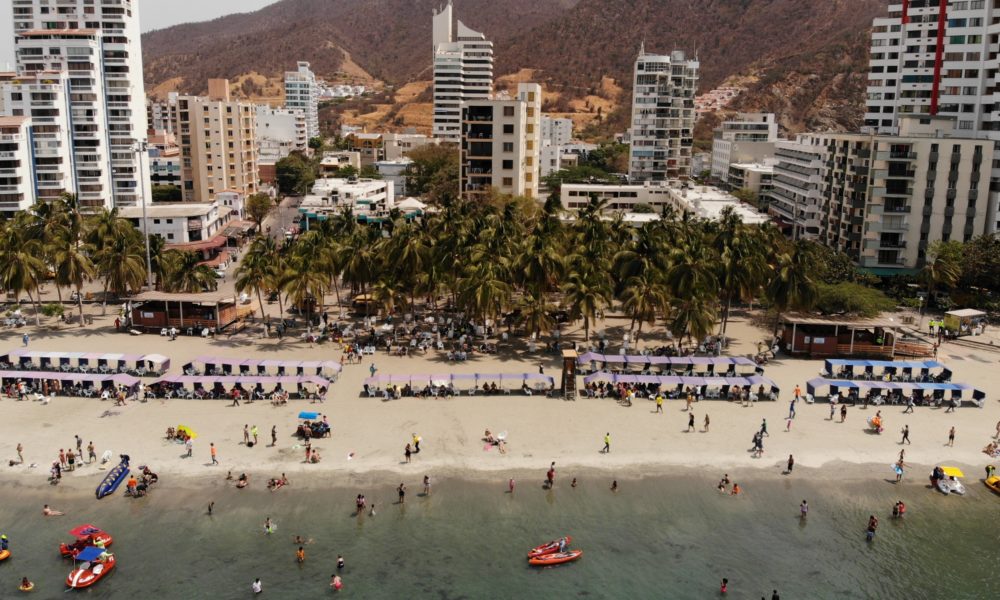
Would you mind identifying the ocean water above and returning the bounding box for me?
[1,471,998,599]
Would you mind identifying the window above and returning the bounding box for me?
[503,106,515,117]
[166,219,173,224]
[502,160,513,170]
[502,177,513,186]
[153,219,160,224]
[502,124,514,135]
[502,142,513,152]
[166,233,174,240]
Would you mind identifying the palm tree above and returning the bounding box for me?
[619,271,669,345]
[669,294,718,346]
[516,290,556,340]
[766,241,819,329]
[0,219,46,325]
[458,262,512,324]
[235,236,278,320]
[920,240,961,308]
[561,268,612,343]
[160,250,217,293]
[51,241,95,326]
[92,228,146,311]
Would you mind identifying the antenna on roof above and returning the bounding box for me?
[639,40,645,56]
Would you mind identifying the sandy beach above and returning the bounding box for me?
[2,309,999,490]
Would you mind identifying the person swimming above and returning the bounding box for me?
[331,574,343,590]
[296,546,305,563]
[264,517,274,534]
[337,555,345,569]
[236,473,249,489]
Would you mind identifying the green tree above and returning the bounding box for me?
[276,152,317,196]
[151,185,182,202]
[766,241,819,328]
[0,217,46,325]
[359,165,382,180]
[308,137,324,151]
[160,250,217,293]
[814,282,895,317]
[404,145,458,202]
[245,193,274,232]
[235,235,278,320]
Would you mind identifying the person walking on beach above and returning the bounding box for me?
[895,460,904,482]
[793,384,801,400]
[948,426,955,446]
[252,425,259,446]
[397,483,406,504]
[369,363,377,378]
[687,413,696,432]
[231,390,240,407]
[243,425,250,445]
[800,500,808,518]
[305,442,311,462]
[185,437,193,457]
[75,435,83,454]
[656,394,663,414]
[786,454,794,474]
[404,443,412,463]
[760,419,769,437]
[87,441,96,464]
[904,395,914,413]
[995,420,1000,439]
[840,404,847,423]
[16,442,23,464]
[271,426,277,447]
[412,433,421,453]
[546,462,556,488]
[901,425,911,444]
[788,397,796,420]
[685,391,694,411]
[829,399,836,420]
[210,443,218,465]
[602,433,611,453]
[509,478,515,494]
[59,449,66,468]
[423,475,431,495]
[22,333,28,347]
[704,414,710,432]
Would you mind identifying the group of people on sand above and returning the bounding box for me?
[483,429,507,454]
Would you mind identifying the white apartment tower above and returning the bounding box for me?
[284,61,319,140]
[461,83,542,199]
[628,47,699,182]
[541,116,573,146]
[9,0,150,210]
[864,0,1000,230]
[432,1,494,142]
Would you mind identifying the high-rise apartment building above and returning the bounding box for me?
[541,116,573,146]
[284,61,319,140]
[9,0,150,209]
[148,92,179,134]
[173,80,259,203]
[432,0,494,142]
[461,83,542,199]
[864,0,1000,230]
[0,115,35,215]
[628,47,699,182]
[0,70,77,212]
[255,106,308,164]
[710,113,778,179]
[770,116,996,271]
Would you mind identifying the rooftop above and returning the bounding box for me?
[119,203,222,219]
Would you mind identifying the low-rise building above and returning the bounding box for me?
[726,162,774,198]
[540,142,597,177]
[320,151,362,176]
[710,113,778,180]
[383,133,438,161]
[255,106,308,164]
[374,159,413,196]
[541,116,573,146]
[561,181,769,225]
[119,201,233,246]
[298,177,396,225]
[345,132,385,166]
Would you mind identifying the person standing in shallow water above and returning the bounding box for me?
[397,483,406,504]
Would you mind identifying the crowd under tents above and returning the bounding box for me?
[806,377,985,406]
[182,356,340,380]
[583,372,780,399]
[363,373,555,395]
[820,359,951,382]
[576,352,759,375]
[152,374,330,399]
[0,370,140,393]
[0,350,170,376]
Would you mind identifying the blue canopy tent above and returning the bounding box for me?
[821,359,950,382]
[576,353,757,375]
[806,377,984,406]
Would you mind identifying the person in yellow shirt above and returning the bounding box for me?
[655,395,663,414]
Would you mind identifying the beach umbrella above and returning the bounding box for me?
[298,411,320,420]
[176,425,197,439]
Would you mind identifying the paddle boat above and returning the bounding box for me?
[95,455,129,499]
[528,550,583,566]
[931,466,966,495]
[0,548,9,562]
[60,525,112,558]
[984,475,1000,496]
[66,546,115,589]
[528,536,572,558]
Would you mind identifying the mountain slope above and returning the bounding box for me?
[142,0,887,135]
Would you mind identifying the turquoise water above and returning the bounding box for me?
[1,471,999,598]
